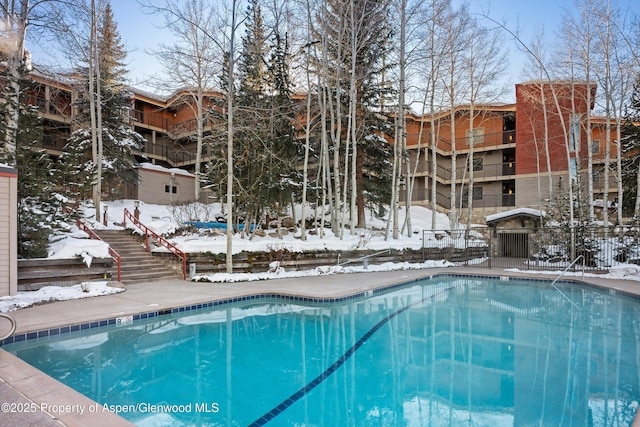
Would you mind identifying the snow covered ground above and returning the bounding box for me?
[2,199,639,313]
[0,282,125,313]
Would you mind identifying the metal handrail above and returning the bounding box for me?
[337,249,391,267]
[549,255,584,310]
[76,219,122,282]
[0,313,16,341]
[123,209,187,279]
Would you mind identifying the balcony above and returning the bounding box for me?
[28,96,72,121]
[139,142,217,167]
[461,193,516,209]
[403,187,516,210]
[420,130,516,153]
[131,109,170,131]
[413,160,517,184]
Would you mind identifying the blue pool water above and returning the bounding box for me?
[3,275,640,426]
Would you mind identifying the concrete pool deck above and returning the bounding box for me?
[1,266,640,426]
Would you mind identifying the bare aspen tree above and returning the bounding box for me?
[392,0,438,239]
[346,0,357,234]
[526,38,554,204]
[61,0,106,222]
[609,20,637,225]
[225,0,239,273]
[146,0,221,201]
[390,0,413,239]
[322,3,346,236]
[490,16,578,232]
[0,0,30,155]
[558,2,597,223]
[462,18,507,230]
[418,0,449,231]
[596,3,614,229]
[298,0,317,242]
[143,0,240,272]
[592,0,635,226]
[311,0,391,237]
[442,2,471,229]
[616,10,640,217]
[387,0,408,240]
[92,0,104,222]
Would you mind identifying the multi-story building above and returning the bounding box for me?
[403,80,619,223]
[12,70,624,215]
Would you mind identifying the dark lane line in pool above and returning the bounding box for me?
[248,285,457,427]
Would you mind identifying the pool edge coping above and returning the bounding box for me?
[1,268,639,426]
[3,270,638,346]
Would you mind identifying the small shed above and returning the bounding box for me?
[486,208,544,258]
[0,164,18,296]
[136,162,196,204]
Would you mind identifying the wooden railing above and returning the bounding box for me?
[76,219,122,282]
[123,209,187,279]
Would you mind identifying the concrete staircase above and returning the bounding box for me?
[96,230,182,284]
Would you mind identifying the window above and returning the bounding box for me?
[593,169,600,183]
[592,140,600,154]
[466,128,484,145]
[165,185,177,194]
[473,187,483,200]
[473,158,483,171]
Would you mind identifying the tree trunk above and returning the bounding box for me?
[89,0,100,221]
[225,0,238,274]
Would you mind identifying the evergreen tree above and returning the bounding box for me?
[0,75,66,258]
[227,0,299,226]
[264,31,300,212]
[65,1,144,200]
[61,128,96,202]
[621,75,640,218]
[314,0,395,227]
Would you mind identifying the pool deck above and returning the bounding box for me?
[1,266,640,426]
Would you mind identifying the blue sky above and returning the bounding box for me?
[30,0,640,99]
[464,0,640,100]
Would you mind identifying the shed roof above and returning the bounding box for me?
[486,208,544,226]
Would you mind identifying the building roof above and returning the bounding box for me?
[138,162,195,178]
[404,102,516,123]
[486,208,545,226]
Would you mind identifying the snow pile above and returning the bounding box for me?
[77,199,456,256]
[48,227,111,267]
[505,266,640,282]
[0,282,125,313]
[9,199,635,313]
[607,264,640,279]
[193,259,452,283]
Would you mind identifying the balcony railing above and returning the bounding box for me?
[28,95,73,118]
[130,110,218,139]
[131,109,170,130]
[140,142,216,166]
[415,129,516,152]
[413,160,517,182]
[403,189,516,210]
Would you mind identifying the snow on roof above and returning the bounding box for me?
[593,199,615,208]
[486,208,544,225]
[0,163,17,173]
[138,162,195,178]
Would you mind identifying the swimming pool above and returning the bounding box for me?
[3,275,640,426]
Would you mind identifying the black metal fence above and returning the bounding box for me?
[423,226,640,271]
